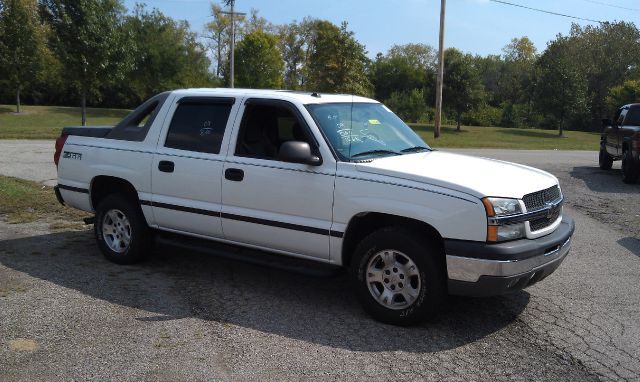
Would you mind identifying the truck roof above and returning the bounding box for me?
[172,88,378,105]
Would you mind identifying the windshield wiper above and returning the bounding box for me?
[351,149,401,159]
[400,146,431,153]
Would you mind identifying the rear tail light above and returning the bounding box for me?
[54,134,68,168]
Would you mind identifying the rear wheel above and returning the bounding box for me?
[350,227,445,326]
[599,147,613,170]
[95,194,151,264]
[621,149,639,184]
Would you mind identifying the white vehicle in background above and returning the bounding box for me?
[54,88,574,325]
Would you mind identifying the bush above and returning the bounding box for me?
[462,105,502,127]
[384,88,433,123]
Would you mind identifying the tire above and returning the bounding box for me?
[621,149,640,184]
[350,227,445,326]
[94,193,151,264]
[599,147,613,170]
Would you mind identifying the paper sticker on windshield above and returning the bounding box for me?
[368,119,381,125]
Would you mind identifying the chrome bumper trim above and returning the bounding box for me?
[446,237,571,283]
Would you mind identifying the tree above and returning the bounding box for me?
[305,20,372,96]
[121,5,212,105]
[499,37,538,127]
[502,36,537,62]
[534,38,588,136]
[564,22,640,128]
[41,0,131,125]
[371,43,435,101]
[606,80,640,114]
[0,0,49,113]
[473,54,505,107]
[442,48,484,131]
[235,30,283,88]
[278,21,305,89]
[205,4,232,79]
[385,89,431,123]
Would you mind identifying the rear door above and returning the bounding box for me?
[151,95,241,238]
[220,98,336,260]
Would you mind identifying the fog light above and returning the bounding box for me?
[496,223,526,241]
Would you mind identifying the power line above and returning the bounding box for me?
[582,0,640,12]
[488,0,604,23]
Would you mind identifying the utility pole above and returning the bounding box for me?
[221,0,245,88]
[434,0,446,139]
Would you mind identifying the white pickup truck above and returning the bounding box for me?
[54,88,574,325]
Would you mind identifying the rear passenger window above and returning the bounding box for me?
[165,101,232,154]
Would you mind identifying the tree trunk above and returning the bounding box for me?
[16,86,20,114]
[81,87,87,126]
[456,111,461,131]
[559,115,564,137]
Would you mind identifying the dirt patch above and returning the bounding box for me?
[8,339,39,352]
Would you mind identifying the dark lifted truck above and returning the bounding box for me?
[600,103,640,183]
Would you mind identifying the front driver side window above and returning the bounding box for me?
[235,102,312,160]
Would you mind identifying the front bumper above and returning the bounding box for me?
[445,215,575,297]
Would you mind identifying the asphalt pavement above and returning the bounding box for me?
[0,140,639,381]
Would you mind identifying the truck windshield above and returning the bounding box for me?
[306,102,430,161]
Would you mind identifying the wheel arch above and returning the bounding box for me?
[90,175,140,211]
[341,212,445,269]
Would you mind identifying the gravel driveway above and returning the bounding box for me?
[0,141,639,381]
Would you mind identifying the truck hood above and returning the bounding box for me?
[355,151,558,199]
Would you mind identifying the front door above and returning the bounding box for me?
[609,107,627,156]
[221,99,336,260]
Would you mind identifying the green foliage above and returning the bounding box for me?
[442,48,485,130]
[606,80,640,114]
[0,0,50,112]
[40,0,132,124]
[235,30,284,89]
[120,5,212,105]
[0,0,638,137]
[534,37,589,136]
[384,89,432,123]
[371,43,435,102]
[462,105,503,127]
[305,20,372,96]
[565,22,640,128]
[278,21,306,89]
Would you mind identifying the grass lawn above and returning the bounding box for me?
[0,176,89,224]
[410,124,599,151]
[0,104,129,139]
[0,104,599,150]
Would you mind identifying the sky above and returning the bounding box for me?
[123,0,640,57]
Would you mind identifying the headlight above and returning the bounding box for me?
[484,197,522,216]
[482,197,525,242]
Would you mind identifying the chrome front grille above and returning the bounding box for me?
[529,206,561,231]
[522,185,562,233]
[523,186,561,211]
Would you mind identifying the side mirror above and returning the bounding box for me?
[278,141,322,166]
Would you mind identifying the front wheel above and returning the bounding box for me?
[599,147,613,170]
[95,194,151,264]
[350,227,445,326]
[621,150,639,184]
